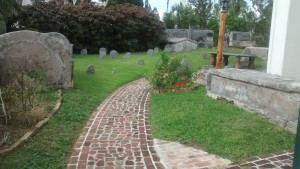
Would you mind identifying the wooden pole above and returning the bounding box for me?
[216,12,227,69]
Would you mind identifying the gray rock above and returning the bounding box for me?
[136,58,144,65]
[86,64,95,74]
[0,30,73,88]
[242,47,269,61]
[201,53,207,59]
[110,50,118,58]
[124,52,131,58]
[147,49,154,56]
[81,48,87,55]
[45,32,73,55]
[99,47,106,59]
[181,59,193,70]
[153,47,160,54]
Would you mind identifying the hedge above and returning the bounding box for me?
[9,2,166,53]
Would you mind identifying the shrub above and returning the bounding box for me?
[149,53,193,92]
[9,2,166,53]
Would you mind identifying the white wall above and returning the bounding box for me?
[267,0,300,81]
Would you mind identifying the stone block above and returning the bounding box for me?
[147,49,154,56]
[153,47,160,54]
[243,47,269,61]
[206,68,300,132]
[166,38,197,52]
[136,58,144,65]
[86,64,95,74]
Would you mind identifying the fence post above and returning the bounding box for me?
[293,109,300,169]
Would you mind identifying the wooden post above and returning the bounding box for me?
[216,12,227,69]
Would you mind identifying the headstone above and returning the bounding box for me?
[223,41,228,51]
[147,49,154,56]
[164,45,172,53]
[110,50,118,58]
[201,53,207,59]
[81,48,87,55]
[86,64,95,74]
[99,47,106,59]
[124,52,131,58]
[181,59,193,70]
[153,47,160,54]
[136,58,144,65]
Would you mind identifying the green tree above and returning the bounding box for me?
[163,12,176,29]
[251,0,273,46]
[166,3,198,29]
[106,0,143,7]
[188,0,213,28]
[0,0,21,34]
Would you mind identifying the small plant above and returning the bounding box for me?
[1,69,48,126]
[149,53,194,92]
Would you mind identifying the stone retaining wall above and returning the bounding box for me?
[206,68,300,132]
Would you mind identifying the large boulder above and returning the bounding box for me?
[0,30,73,88]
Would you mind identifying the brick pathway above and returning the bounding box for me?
[227,150,294,169]
[67,79,164,169]
[67,78,295,169]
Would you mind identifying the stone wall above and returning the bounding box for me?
[166,29,214,47]
[229,31,254,48]
[206,68,300,133]
[164,38,197,52]
[0,30,73,88]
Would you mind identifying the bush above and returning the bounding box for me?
[9,2,166,53]
[149,53,193,92]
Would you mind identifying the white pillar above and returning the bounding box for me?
[267,0,300,81]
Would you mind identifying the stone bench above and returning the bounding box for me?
[210,52,256,69]
[206,68,300,133]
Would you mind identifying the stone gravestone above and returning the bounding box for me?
[124,52,131,58]
[99,47,106,59]
[201,53,207,59]
[181,59,193,70]
[223,41,228,51]
[81,48,87,55]
[110,50,118,58]
[136,58,144,65]
[153,47,160,54]
[147,49,154,56]
[86,64,95,74]
[164,45,172,53]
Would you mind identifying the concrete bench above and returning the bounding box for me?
[209,52,256,69]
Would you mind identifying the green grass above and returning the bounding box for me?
[0,48,283,168]
[150,87,295,162]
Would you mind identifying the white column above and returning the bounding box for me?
[267,0,300,81]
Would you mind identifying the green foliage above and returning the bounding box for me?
[149,53,193,91]
[163,3,198,29]
[188,0,213,28]
[10,2,165,53]
[106,0,143,7]
[0,14,6,34]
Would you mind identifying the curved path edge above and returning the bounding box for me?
[67,78,165,169]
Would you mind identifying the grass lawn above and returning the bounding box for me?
[150,88,295,162]
[0,48,289,168]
